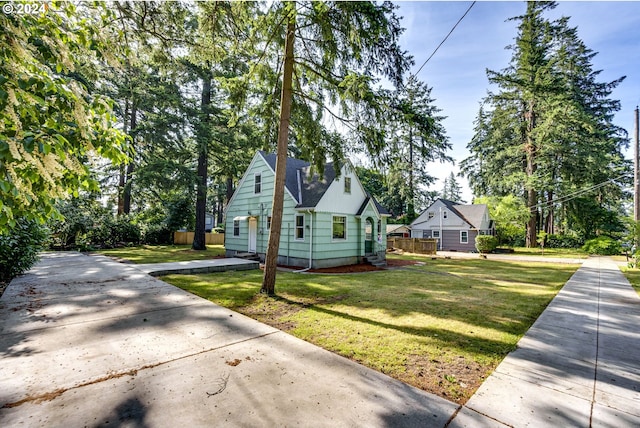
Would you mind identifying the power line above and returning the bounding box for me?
[413,1,476,78]
[531,173,631,211]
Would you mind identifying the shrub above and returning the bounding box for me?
[143,223,174,245]
[0,220,49,282]
[475,235,498,254]
[88,216,141,249]
[581,236,621,255]
[546,234,583,249]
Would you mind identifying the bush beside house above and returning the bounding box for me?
[475,235,498,254]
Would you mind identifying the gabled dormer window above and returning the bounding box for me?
[344,177,351,194]
[254,173,262,194]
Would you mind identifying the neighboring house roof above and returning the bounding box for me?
[259,151,388,214]
[412,198,492,230]
[386,224,409,233]
[453,203,488,229]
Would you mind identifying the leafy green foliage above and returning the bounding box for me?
[582,236,621,255]
[475,235,498,254]
[475,195,528,246]
[0,219,49,282]
[0,2,129,227]
[88,216,141,249]
[545,234,583,249]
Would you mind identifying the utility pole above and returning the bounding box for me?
[635,106,639,222]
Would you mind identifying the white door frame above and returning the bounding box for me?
[248,217,257,253]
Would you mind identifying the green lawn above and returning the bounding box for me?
[97,245,226,264]
[619,266,640,297]
[162,255,578,403]
[510,247,588,258]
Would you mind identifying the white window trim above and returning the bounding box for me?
[460,230,468,244]
[295,214,305,241]
[254,173,262,194]
[332,215,347,241]
[344,177,351,194]
[427,211,435,220]
[432,230,440,238]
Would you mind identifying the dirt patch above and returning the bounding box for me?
[0,281,6,298]
[403,354,495,404]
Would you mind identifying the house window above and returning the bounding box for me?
[460,231,468,244]
[443,210,448,219]
[428,211,435,220]
[233,220,240,237]
[267,216,272,230]
[344,177,351,194]
[332,216,346,240]
[432,230,440,238]
[295,214,305,240]
[254,173,262,194]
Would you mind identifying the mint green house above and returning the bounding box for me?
[224,151,389,268]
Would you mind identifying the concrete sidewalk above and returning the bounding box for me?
[0,252,457,427]
[2,253,639,427]
[449,257,640,427]
[136,257,259,276]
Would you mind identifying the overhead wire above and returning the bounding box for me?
[530,173,632,211]
[412,1,476,78]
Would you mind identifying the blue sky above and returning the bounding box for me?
[394,1,640,202]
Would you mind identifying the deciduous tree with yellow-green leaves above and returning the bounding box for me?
[0,1,130,227]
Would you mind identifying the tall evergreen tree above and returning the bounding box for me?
[462,1,628,246]
[251,1,412,294]
[382,75,451,220]
[441,172,465,203]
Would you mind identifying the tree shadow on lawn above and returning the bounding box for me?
[273,294,517,360]
[271,259,578,338]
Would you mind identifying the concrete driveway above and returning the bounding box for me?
[0,252,458,427]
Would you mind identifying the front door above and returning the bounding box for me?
[248,217,257,253]
[365,218,374,255]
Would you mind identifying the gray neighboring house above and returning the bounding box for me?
[410,198,495,252]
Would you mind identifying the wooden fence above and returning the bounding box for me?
[173,232,225,245]
[387,237,437,255]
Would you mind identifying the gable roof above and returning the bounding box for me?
[259,151,390,214]
[453,203,488,229]
[413,198,488,229]
[259,151,334,208]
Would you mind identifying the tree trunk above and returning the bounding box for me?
[193,74,211,251]
[544,191,554,234]
[261,16,295,295]
[524,103,537,248]
[117,99,130,216]
[407,128,415,220]
[225,176,234,204]
[123,103,137,215]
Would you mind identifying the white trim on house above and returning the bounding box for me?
[332,214,347,241]
[295,214,305,241]
[254,173,262,194]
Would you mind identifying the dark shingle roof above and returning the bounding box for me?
[259,151,334,208]
[259,151,390,215]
